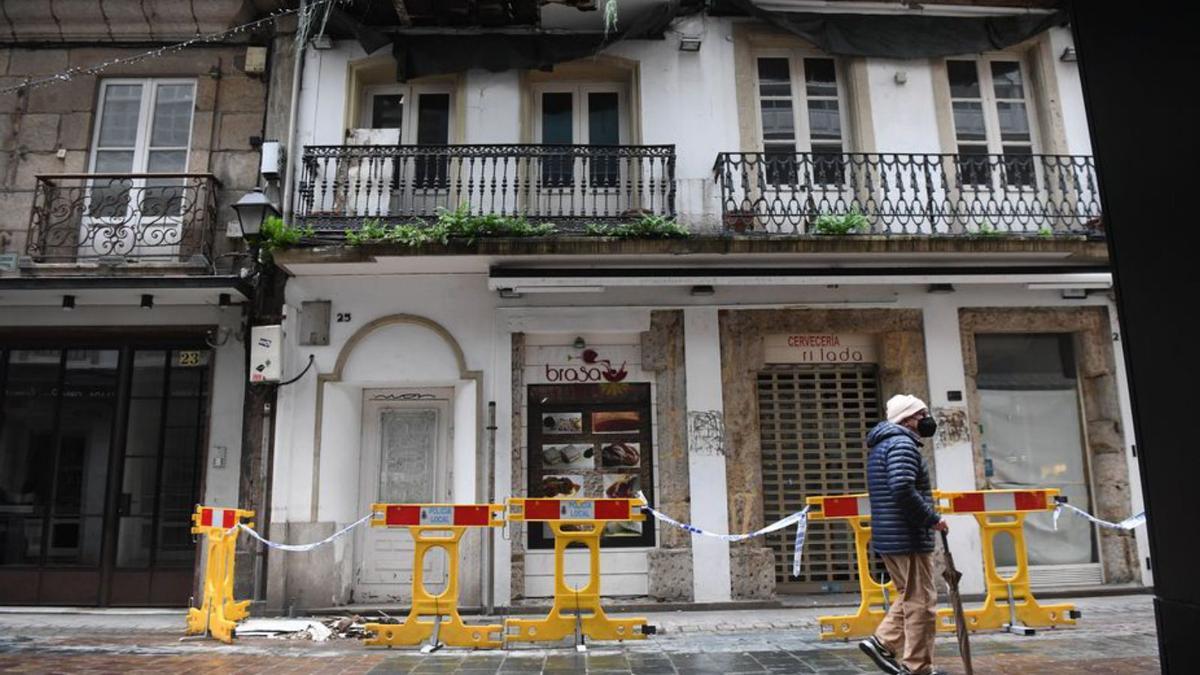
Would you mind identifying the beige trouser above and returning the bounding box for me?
[874,552,937,674]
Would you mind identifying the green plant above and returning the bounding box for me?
[341,205,558,247]
[1037,227,1054,238]
[811,207,869,235]
[434,205,556,243]
[260,216,314,255]
[970,219,1004,237]
[584,214,689,239]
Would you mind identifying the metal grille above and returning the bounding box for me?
[757,364,886,591]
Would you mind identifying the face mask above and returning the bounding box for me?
[917,416,938,438]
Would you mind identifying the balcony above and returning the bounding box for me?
[25,173,219,265]
[713,152,1101,237]
[295,144,676,233]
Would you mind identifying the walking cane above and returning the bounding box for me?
[940,529,974,675]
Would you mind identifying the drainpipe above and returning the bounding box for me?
[484,401,497,615]
[280,0,308,225]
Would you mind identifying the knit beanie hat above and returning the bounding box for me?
[886,394,928,424]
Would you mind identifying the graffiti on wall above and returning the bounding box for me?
[687,410,726,456]
[933,406,970,446]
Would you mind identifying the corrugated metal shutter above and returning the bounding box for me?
[758,364,886,592]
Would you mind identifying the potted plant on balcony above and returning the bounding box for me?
[722,208,756,234]
[811,207,869,235]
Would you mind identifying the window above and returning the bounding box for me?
[755,56,847,186]
[974,334,1097,568]
[88,79,196,219]
[947,59,1037,187]
[361,85,453,188]
[533,84,628,188]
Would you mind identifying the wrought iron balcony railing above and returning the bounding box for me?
[713,152,1101,236]
[296,144,676,232]
[26,173,219,264]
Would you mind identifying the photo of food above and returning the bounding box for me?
[540,474,584,498]
[592,411,640,433]
[542,412,583,434]
[603,473,640,499]
[541,443,595,470]
[604,520,643,537]
[600,441,640,468]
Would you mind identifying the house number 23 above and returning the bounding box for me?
[336,312,352,323]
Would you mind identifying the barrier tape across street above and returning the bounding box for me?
[1053,502,1146,531]
[238,513,373,552]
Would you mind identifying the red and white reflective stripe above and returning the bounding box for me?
[522,499,633,521]
[200,507,238,529]
[949,490,1049,513]
[383,504,494,527]
[819,495,872,518]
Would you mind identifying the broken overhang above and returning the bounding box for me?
[724,0,1067,58]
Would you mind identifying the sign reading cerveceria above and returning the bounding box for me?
[764,333,878,364]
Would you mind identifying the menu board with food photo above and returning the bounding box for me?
[541,443,595,470]
[526,382,654,549]
[540,474,584,498]
[600,441,640,469]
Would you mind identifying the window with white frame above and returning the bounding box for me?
[532,83,628,188]
[88,79,196,219]
[947,58,1038,187]
[755,56,848,186]
[360,84,453,187]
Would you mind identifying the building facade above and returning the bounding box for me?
[0,1,282,605]
[1,0,1150,612]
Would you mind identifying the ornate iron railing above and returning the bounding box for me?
[713,152,1101,236]
[26,173,219,263]
[296,144,676,232]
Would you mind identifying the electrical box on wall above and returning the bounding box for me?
[250,325,283,383]
[299,300,331,346]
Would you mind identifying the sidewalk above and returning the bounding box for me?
[0,594,1160,673]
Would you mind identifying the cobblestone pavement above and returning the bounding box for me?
[0,594,1159,673]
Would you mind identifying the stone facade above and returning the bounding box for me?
[959,306,1138,583]
[642,310,693,601]
[509,332,527,600]
[0,43,267,264]
[718,308,928,598]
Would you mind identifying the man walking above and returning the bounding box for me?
[859,394,947,675]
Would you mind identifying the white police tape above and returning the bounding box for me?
[238,513,373,552]
[1053,502,1146,532]
[636,491,810,576]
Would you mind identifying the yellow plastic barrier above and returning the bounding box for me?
[805,494,896,640]
[363,503,506,649]
[934,489,1081,634]
[504,497,655,647]
[185,505,254,644]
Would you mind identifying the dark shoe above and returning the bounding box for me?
[859,637,903,674]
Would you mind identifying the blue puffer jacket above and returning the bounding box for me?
[866,421,940,555]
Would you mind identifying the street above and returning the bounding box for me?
[0,594,1158,674]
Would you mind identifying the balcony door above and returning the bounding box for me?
[751,56,851,233]
[352,85,452,219]
[532,84,629,219]
[86,79,196,258]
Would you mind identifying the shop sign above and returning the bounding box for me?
[764,333,877,364]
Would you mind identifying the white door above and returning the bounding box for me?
[353,389,452,603]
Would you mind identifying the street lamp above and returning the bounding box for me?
[231,187,280,242]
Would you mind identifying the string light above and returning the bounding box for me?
[0,0,342,97]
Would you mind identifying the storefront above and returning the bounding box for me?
[0,337,214,605]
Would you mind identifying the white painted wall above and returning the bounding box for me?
[295,16,1096,232]
[683,306,733,602]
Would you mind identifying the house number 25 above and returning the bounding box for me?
[336,312,352,323]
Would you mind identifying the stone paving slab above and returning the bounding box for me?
[0,594,1161,673]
